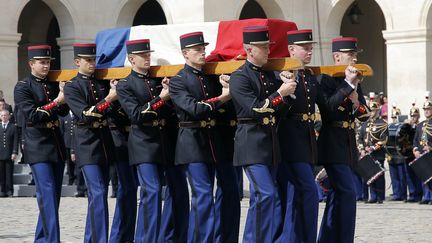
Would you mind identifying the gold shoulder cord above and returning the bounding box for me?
[368,121,388,144]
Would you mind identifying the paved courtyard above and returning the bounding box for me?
[0,197,431,243]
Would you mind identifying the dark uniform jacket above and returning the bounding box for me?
[316,75,369,166]
[0,123,18,161]
[214,101,237,163]
[413,118,432,154]
[169,64,225,165]
[117,70,177,165]
[14,75,68,164]
[230,61,286,166]
[278,69,325,164]
[108,105,130,164]
[60,113,74,150]
[358,117,388,161]
[64,72,117,167]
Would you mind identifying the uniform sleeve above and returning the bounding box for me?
[353,84,370,122]
[116,80,164,123]
[357,123,366,151]
[12,125,18,155]
[64,81,102,123]
[317,74,355,113]
[413,124,422,152]
[230,72,285,117]
[14,81,51,123]
[169,75,214,119]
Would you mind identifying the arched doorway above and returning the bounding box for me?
[17,0,60,80]
[239,0,267,19]
[133,0,167,26]
[340,0,387,95]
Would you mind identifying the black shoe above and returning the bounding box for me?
[405,198,419,203]
[365,200,377,204]
[389,198,404,201]
[74,192,86,198]
[377,200,383,204]
[419,200,430,204]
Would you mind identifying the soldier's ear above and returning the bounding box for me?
[73,58,81,67]
[127,54,134,65]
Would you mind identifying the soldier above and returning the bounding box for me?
[390,103,401,123]
[316,37,369,243]
[14,45,68,242]
[116,39,188,242]
[229,26,296,243]
[64,43,119,242]
[358,97,388,204]
[169,31,240,243]
[0,110,18,197]
[108,68,137,241]
[276,29,324,243]
[413,96,432,204]
[405,102,423,202]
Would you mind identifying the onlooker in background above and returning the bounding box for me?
[0,109,18,197]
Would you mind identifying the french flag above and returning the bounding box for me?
[95,18,298,68]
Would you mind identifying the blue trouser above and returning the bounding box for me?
[159,164,189,243]
[405,163,423,201]
[214,162,241,243]
[352,171,367,201]
[368,160,385,201]
[243,164,282,243]
[422,181,432,201]
[135,163,163,243]
[31,161,64,243]
[109,161,138,243]
[318,164,356,243]
[82,164,110,243]
[276,162,318,243]
[389,163,407,200]
[185,162,215,243]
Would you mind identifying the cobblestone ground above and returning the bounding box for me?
[0,197,431,243]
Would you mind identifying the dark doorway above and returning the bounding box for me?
[17,0,60,80]
[133,0,167,26]
[239,0,267,20]
[341,0,387,95]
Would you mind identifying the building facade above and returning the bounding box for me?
[0,0,431,116]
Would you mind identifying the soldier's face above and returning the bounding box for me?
[248,44,269,66]
[183,45,206,67]
[129,52,151,71]
[411,115,420,123]
[0,111,9,122]
[424,108,432,118]
[288,44,313,65]
[75,57,96,74]
[29,59,51,77]
[334,51,358,65]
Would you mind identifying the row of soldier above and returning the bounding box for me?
[353,93,432,205]
[15,26,372,243]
